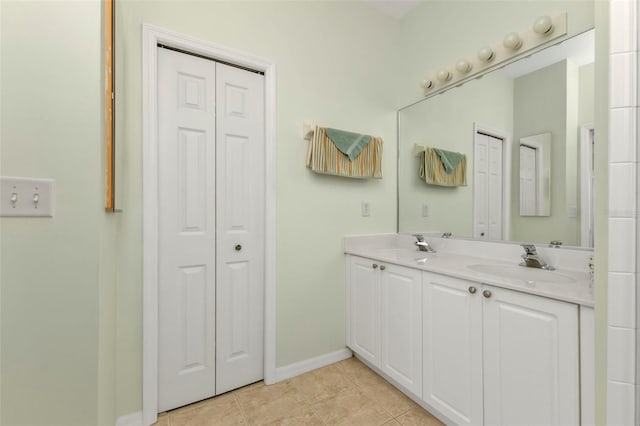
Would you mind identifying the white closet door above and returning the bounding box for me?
[215,63,265,394]
[157,48,217,412]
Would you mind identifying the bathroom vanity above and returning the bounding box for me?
[345,234,594,426]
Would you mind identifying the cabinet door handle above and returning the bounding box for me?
[235,244,242,251]
[468,286,477,294]
[483,290,492,298]
[380,265,386,271]
[372,264,378,269]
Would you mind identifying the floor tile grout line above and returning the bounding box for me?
[232,390,250,426]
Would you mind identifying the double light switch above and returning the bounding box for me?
[0,176,54,217]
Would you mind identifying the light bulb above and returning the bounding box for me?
[533,16,554,35]
[436,69,452,82]
[421,79,434,90]
[455,59,472,74]
[503,32,523,50]
[477,46,495,62]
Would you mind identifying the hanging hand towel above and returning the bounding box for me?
[306,126,383,178]
[416,145,467,187]
[325,128,372,161]
[433,148,465,173]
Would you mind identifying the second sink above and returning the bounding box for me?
[467,264,575,284]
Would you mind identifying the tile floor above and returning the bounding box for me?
[155,356,444,425]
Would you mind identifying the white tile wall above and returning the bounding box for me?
[610,108,637,163]
[610,0,637,54]
[610,163,638,217]
[609,272,637,328]
[608,327,637,383]
[608,0,640,424]
[609,218,637,272]
[607,381,636,425]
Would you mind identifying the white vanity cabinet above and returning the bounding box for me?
[422,270,580,426]
[346,255,422,397]
[482,283,579,426]
[422,272,483,425]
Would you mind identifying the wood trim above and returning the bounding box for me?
[105,0,115,211]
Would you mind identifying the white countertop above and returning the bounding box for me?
[345,244,594,307]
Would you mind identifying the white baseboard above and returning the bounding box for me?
[275,348,353,382]
[116,411,142,426]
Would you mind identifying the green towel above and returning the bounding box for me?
[433,148,465,173]
[325,128,372,161]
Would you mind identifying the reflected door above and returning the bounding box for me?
[474,133,503,240]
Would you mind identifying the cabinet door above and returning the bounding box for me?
[483,286,579,426]
[348,256,381,367]
[422,272,483,426]
[380,264,422,397]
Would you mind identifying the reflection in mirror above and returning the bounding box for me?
[398,29,594,248]
[519,133,551,216]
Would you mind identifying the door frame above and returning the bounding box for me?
[579,123,594,247]
[472,123,512,240]
[142,24,276,426]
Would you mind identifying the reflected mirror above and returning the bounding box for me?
[519,133,551,216]
[398,29,594,247]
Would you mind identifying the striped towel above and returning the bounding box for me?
[306,126,383,179]
[418,147,466,187]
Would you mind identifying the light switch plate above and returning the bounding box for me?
[0,176,55,217]
[361,201,370,217]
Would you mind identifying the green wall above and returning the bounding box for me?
[0,1,607,424]
[113,0,400,416]
[510,60,578,245]
[398,71,514,236]
[0,1,116,425]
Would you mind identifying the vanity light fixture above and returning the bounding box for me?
[503,32,523,50]
[436,69,452,82]
[477,46,495,62]
[419,12,567,98]
[455,59,473,74]
[533,15,554,35]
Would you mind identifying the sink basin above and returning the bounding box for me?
[467,264,575,284]
[374,248,432,262]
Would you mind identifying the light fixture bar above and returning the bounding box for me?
[421,12,567,97]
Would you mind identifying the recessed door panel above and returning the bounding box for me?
[178,128,207,232]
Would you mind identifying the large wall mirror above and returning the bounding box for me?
[398,29,595,248]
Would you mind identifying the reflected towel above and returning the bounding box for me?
[306,126,383,179]
[325,128,372,161]
[433,148,465,173]
[417,146,467,187]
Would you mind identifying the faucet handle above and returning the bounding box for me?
[520,243,537,255]
[413,234,425,242]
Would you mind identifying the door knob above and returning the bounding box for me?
[372,264,378,269]
[483,290,492,298]
[235,244,242,251]
[380,265,386,271]
[468,286,477,294]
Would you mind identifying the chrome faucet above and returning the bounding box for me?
[414,234,436,253]
[520,243,555,270]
